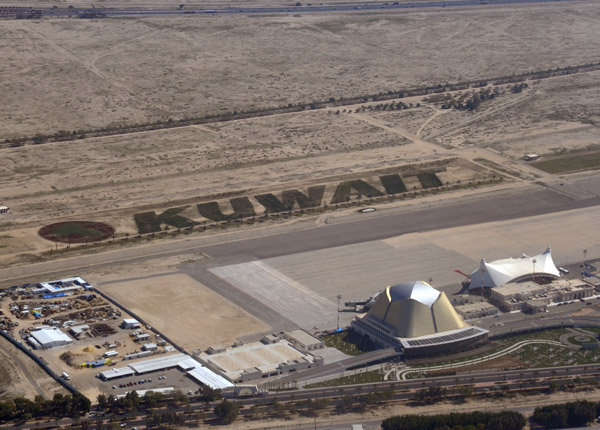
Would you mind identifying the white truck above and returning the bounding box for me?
[62,371,70,380]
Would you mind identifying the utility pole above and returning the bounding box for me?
[532,258,537,283]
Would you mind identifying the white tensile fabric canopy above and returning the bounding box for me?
[469,247,560,289]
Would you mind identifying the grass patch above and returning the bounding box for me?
[494,329,600,368]
[495,328,569,345]
[38,221,115,243]
[510,343,600,368]
[567,335,598,346]
[531,151,600,174]
[322,330,379,356]
[304,370,383,388]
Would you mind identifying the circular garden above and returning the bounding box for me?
[38,221,115,244]
[567,334,599,347]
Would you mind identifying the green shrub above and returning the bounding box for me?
[254,194,286,213]
[134,206,197,234]
[330,180,384,204]
[281,186,325,209]
[197,197,255,221]
[382,410,526,430]
[416,172,443,189]
[379,174,407,194]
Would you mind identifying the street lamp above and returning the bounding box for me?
[532,258,537,283]
[337,294,342,330]
[584,249,588,265]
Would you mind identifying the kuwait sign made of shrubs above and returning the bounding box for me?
[133,171,444,234]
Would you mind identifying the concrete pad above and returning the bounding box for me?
[385,205,600,270]
[265,240,477,301]
[209,261,337,329]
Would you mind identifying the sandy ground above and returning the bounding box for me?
[0,336,66,401]
[96,273,269,351]
[2,3,600,139]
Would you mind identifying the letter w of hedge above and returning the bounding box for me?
[134,206,198,234]
[255,186,325,213]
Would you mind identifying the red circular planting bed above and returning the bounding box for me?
[38,221,115,244]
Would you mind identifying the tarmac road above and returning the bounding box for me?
[43,0,579,19]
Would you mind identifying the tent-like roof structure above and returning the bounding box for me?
[366,281,465,338]
[469,247,560,289]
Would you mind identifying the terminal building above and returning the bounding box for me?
[468,247,560,290]
[490,278,594,313]
[350,281,488,357]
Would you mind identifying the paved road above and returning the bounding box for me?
[42,0,581,19]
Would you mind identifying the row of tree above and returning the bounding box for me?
[6,61,598,149]
[96,386,221,414]
[0,393,91,423]
[382,411,526,430]
[532,400,600,429]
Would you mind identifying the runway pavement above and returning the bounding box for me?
[1,185,589,284]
